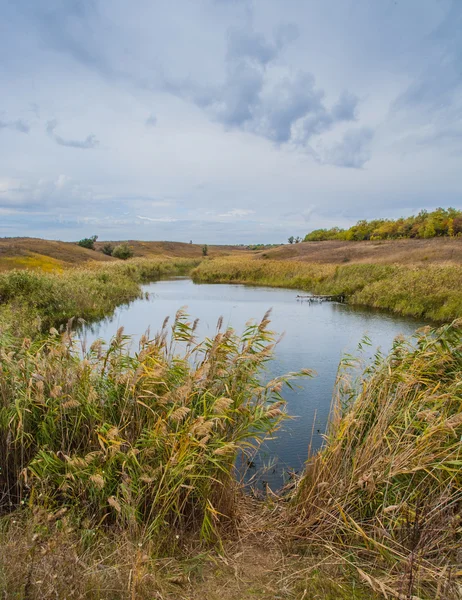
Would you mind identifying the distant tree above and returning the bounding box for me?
[190,240,193,244]
[78,235,98,250]
[112,243,133,260]
[202,244,208,257]
[295,236,301,243]
[101,243,114,256]
[288,236,294,244]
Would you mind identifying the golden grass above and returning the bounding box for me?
[292,320,462,599]
[192,258,462,322]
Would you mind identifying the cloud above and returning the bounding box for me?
[136,215,177,222]
[169,25,359,152]
[145,113,157,127]
[46,119,99,149]
[0,119,30,133]
[218,208,255,218]
[322,127,374,169]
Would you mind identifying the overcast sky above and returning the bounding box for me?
[1,0,461,243]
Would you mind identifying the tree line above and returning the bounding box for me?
[303,207,462,242]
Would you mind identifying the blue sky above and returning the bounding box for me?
[1,0,461,243]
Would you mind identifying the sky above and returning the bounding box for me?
[0,0,461,244]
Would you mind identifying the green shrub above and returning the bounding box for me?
[77,235,98,250]
[112,243,133,260]
[101,243,114,256]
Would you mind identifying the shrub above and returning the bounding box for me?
[101,243,114,256]
[112,243,133,260]
[78,235,98,250]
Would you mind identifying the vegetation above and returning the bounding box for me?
[202,244,208,257]
[305,207,462,241]
[288,236,301,244]
[101,242,114,256]
[0,312,460,597]
[191,258,462,322]
[1,237,461,598]
[112,243,134,260]
[0,258,199,337]
[0,311,300,546]
[77,235,98,250]
[293,320,462,598]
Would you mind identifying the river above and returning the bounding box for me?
[82,277,426,489]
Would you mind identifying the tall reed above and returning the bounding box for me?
[292,320,462,598]
[0,310,304,547]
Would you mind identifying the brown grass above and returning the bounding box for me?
[258,238,462,265]
[0,238,246,272]
[94,240,247,260]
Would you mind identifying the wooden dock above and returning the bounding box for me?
[296,294,345,303]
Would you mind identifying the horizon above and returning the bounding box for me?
[1,1,461,243]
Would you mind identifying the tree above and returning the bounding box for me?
[202,244,208,257]
[101,243,114,256]
[112,243,133,260]
[288,236,294,244]
[295,236,301,243]
[78,235,98,250]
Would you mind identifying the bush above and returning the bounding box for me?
[112,243,133,260]
[77,235,98,250]
[101,243,114,256]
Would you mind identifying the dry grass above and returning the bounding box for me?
[0,237,245,272]
[0,507,381,600]
[94,240,248,260]
[258,238,462,265]
[0,238,114,271]
[292,320,462,599]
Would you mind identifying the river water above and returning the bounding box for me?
[83,278,426,489]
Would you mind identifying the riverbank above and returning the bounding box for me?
[0,254,461,598]
[0,257,199,336]
[191,258,462,322]
[0,312,460,598]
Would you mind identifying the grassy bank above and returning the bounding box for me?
[293,320,462,599]
[0,315,460,598]
[192,258,462,321]
[0,257,199,336]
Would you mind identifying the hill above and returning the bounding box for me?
[256,237,462,265]
[93,240,245,259]
[0,238,245,271]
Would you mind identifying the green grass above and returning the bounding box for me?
[0,257,199,336]
[192,258,462,321]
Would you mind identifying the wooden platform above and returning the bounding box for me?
[296,294,345,303]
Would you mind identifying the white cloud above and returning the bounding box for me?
[218,209,256,218]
